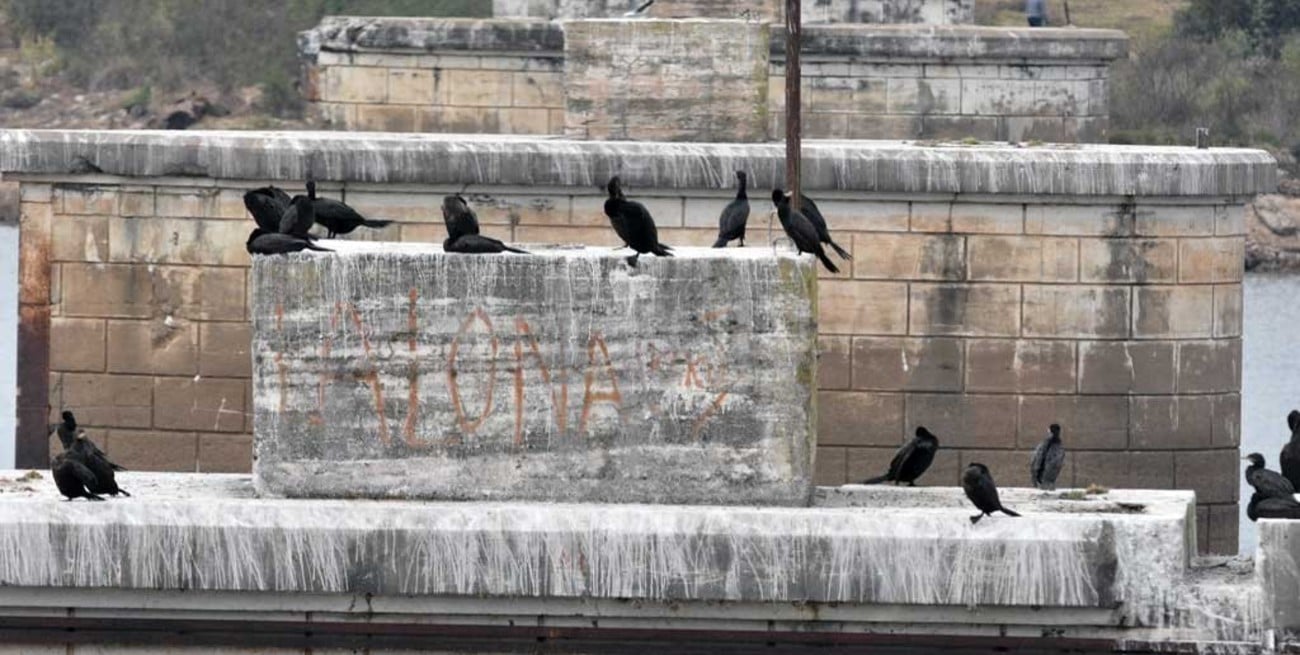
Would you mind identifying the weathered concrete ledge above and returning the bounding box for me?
[779,25,1128,61]
[1257,520,1300,639]
[252,243,816,505]
[0,130,1277,197]
[304,16,566,54]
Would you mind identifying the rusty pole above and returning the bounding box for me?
[785,0,801,212]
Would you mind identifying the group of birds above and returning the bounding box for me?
[858,423,1065,524]
[1242,410,1300,521]
[48,410,130,501]
[238,171,854,276]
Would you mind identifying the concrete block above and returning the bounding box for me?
[1176,340,1241,394]
[198,433,254,473]
[820,280,908,335]
[1025,204,1131,237]
[920,116,998,141]
[912,202,1023,235]
[1130,396,1212,450]
[1213,285,1242,338]
[1133,286,1214,339]
[961,79,1035,116]
[815,445,848,485]
[852,233,964,281]
[818,391,904,447]
[846,114,922,140]
[58,186,117,215]
[1173,449,1237,504]
[1074,450,1173,490]
[818,336,851,390]
[108,217,249,266]
[908,283,1020,337]
[51,214,109,263]
[1178,238,1244,283]
[61,263,153,319]
[106,319,199,376]
[60,373,153,429]
[324,66,387,103]
[251,244,816,505]
[1078,238,1177,284]
[1206,503,1238,555]
[387,68,438,105]
[1018,396,1128,450]
[106,430,199,472]
[964,339,1076,393]
[49,317,106,373]
[1210,393,1241,448]
[356,105,417,133]
[851,336,963,392]
[200,322,253,378]
[500,108,554,135]
[809,78,858,112]
[1022,285,1130,339]
[967,236,1077,282]
[19,182,52,203]
[1260,520,1300,635]
[417,106,501,133]
[1078,341,1176,394]
[1215,204,1246,236]
[886,78,961,114]
[819,200,909,232]
[1135,205,1215,237]
[904,393,1018,449]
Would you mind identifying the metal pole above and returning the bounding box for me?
[785,0,801,212]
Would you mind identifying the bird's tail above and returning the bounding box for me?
[1000,507,1021,517]
[361,219,394,229]
[110,463,127,472]
[712,236,729,248]
[816,250,840,273]
[504,245,530,254]
[118,488,132,497]
[304,242,335,253]
[827,239,853,260]
[860,474,890,485]
[653,243,673,257]
[969,514,983,525]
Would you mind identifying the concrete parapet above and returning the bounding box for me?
[492,0,974,24]
[252,243,817,504]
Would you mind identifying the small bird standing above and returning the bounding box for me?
[243,186,291,233]
[713,171,750,248]
[442,194,481,241]
[1247,491,1300,521]
[310,183,393,238]
[603,176,672,267]
[1280,410,1300,490]
[246,229,332,255]
[798,194,852,261]
[861,427,939,486]
[72,431,130,497]
[1029,423,1066,490]
[962,463,1020,524]
[1244,452,1296,499]
[444,234,528,254]
[770,189,839,273]
[51,451,103,501]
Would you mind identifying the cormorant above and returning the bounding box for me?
[278,187,317,240]
[246,229,332,255]
[1029,423,1065,490]
[1280,410,1300,490]
[861,427,939,486]
[52,410,77,450]
[713,171,750,248]
[311,184,392,238]
[1248,491,1300,521]
[444,234,528,254]
[962,463,1020,524]
[442,194,481,241]
[71,432,129,497]
[770,189,839,273]
[243,186,291,233]
[51,451,103,501]
[603,176,672,267]
[624,0,655,16]
[1244,452,1296,499]
[798,194,852,261]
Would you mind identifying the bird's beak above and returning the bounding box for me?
[1241,456,1251,461]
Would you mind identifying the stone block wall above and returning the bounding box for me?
[1,131,1273,553]
[492,0,974,24]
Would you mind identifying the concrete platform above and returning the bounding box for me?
[251,243,816,505]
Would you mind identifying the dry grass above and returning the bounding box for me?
[976,0,1189,45]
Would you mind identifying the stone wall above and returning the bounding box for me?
[0,131,1274,553]
[491,0,975,24]
[302,18,1125,143]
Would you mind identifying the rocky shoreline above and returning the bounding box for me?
[1247,192,1300,273]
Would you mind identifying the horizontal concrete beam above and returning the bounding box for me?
[780,25,1128,61]
[305,16,565,54]
[0,130,1276,197]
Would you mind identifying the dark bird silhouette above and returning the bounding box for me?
[604,176,672,267]
[311,185,392,238]
[624,0,655,15]
[71,432,129,497]
[243,186,291,233]
[1280,410,1300,490]
[1248,491,1300,521]
[861,427,939,486]
[442,194,481,241]
[1244,452,1296,499]
[771,189,839,273]
[963,463,1020,524]
[246,229,332,255]
[444,234,528,254]
[52,410,78,450]
[278,184,317,239]
[1029,423,1066,490]
[51,451,103,501]
[797,194,852,261]
[713,171,750,248]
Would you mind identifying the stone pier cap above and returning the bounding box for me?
[0,130,1277,197]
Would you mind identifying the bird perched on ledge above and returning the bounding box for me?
[1280,410,1300,490]
[796,194,852,261]
[243,186,291,233]
[1248,491,1300,521]
[441,194,481,241]
[51,451,103,501]
[771,189,838,273]
[1244,452,1295,499]
[444,234,528,254]
[861,427,939,486]
[246,228,332,255]
[963,463,1020,524]
[73,431,130,498]
[713,170,750,248]
[604,176,672,267]
[1029,423,1065,490]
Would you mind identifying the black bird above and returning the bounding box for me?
[713,171,750,248]
[444,234,528,254]
[1244,452,1296,499]
[311,183,393,238]
[243,186,291,233]
[246,229,332,255]
[771,189,839,273]
[1029,423,1066,490]
[52,410,78,450]
[51,451,103,501]
[71,432,129,497]
[603,176,672,267]
[798,194,853,261]
[624,0,655,15]
[963,463,1020,524]
[1280,410,1300,490]
[442,194,481,241]
[861,427,939,486]
[1248,491,1300,521]
[279,187,317,240]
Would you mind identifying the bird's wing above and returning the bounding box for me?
[66,459,98,488]
[1029,440,1047,484]
[800,196,829,234]
[1044,443,1065,481]
[886,439,917,479]
[278,205,300,234]
[975,471,1002,509]
[719,198,749,232]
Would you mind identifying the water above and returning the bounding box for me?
[1240,273,1300,554]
